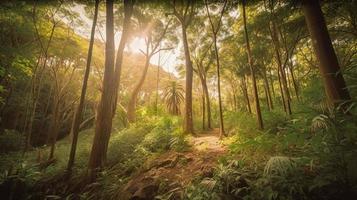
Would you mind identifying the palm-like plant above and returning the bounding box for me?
[163,81,184,115]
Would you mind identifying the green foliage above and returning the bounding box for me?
[0,129,24,153]
[143,117,188,152]
[186,105,357,200]
[76,116,189,199]
[163,81,184,115]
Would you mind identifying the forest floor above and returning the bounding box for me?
[122,128,226,199]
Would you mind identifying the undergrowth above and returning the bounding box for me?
[0,115,189,199]
[183,104,357,200]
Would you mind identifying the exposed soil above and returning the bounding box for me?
[121,128,226,200]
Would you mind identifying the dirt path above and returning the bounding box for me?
[122,128,226,200]
[192,128,225,152]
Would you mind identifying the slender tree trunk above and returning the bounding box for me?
[213,35,225,137]
[263,81,270,110]
[24,67,45,154]
[181,26,194,134]
[269,70,276,98]
[241,76,252,114]
[289,60,300,101]
[232,85,238,111]
[24,40,55,154]
[37,84,53,144]
[270,21,292,115]
[205,0,226,136]
[202,76,212,129]
[263,70,274,110]
[127,57,151,122]
[302,0,351,107]
[202,89,205,130]
[88,0,115,179]
[155,51,161,114]
[277,69,286,112]
[242,0,263,129]
[286,68,293,101]
[49,98,60,160]
[67,0,99,173]
[113,0,134,114]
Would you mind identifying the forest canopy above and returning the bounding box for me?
[0,0,357,199]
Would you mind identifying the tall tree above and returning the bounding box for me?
[113,0,134,114]
[23,3,62,154]
[67,0,99,173]
[242,0,264,129]
[48,57,77,160]
[88,0,116,178]
[269,20,292,115]
[301,0,351,107]
[172,0,195,134]
[127,16,172,122]
[204,0,227,137]
[155,50,161,114]
[192,45,213,130]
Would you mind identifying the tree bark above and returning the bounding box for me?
[277,69,286,112]
[181,26,194,134]
[201,89,205,130]
[155,52,161,114]
[205,0,227,137]
[241,76,252,114]
[213,35,225,137]
[288,60,300,101]
[302,0,351,107]
[113,0,134,115]
[67,0,99,173]
[196,67,211,129]
[270,21,292,115]
[269,70,276,98]
[88,0,115,179]
[23,19,57,154]
[242,0,263,129]
[263,69,273,110]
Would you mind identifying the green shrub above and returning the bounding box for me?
[141,116,188,152]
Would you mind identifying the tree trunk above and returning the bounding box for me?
[263,81,270,110]
[288,60,300,101]
[88,0,115,179]
[201,76,212,129]
[263,70,274,110]
[48,99,60,160]
[113,0,134,114]
[232,84,238,111]
[201,89,205,130]
[181,26,194,134]
[302,0,351,107]
[155,52,161,114]
[277,69,286,112]
[67,0,99,173]
[241,76,252,114]
[270,21,292,115]
[269,70,276,98]
[205,0,226,136]
[286,68,292,98]
[213,35,225,137]
[242,0,263,129]
[127,57,150,122]
[24,30,55,154]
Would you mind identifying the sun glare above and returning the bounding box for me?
[128,38,146,53]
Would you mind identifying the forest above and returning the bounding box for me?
[0,0,357,199]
